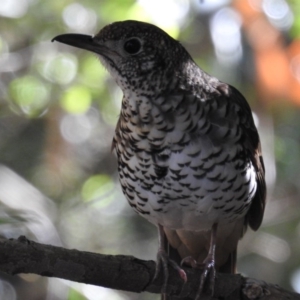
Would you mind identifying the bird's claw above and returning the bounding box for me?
[195,255,216,300]
[181,255,216,300]
[181,256,200,268]
[153,250,187,294]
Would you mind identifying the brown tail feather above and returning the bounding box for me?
[218,248,237,274]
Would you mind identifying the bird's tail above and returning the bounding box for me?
[218,248,237,274]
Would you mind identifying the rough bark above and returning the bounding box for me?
[0,236,298,300]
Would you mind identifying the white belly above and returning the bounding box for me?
[119,145,257,231]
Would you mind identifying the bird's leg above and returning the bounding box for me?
[196,222,218,299]
[153,224,187,294]
[181,223,218,300]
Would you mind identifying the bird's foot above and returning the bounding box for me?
[181,255,216,300]
[153,249,187,295]
[197,254,216,300]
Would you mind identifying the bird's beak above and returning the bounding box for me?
[52,34,104,55]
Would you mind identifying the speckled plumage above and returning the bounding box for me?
[114,82,257,231]
[53,20,266,296]
[99,22,266,235]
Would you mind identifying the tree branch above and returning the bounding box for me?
[0,236,299,300]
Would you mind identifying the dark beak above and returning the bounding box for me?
[52,34,103,54]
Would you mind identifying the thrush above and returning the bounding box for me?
[53,20,266,299]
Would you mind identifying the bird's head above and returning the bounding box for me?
[53,20,191,94]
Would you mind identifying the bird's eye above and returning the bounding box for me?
[124,38,142,54]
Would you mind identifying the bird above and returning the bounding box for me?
[52,20,266,299]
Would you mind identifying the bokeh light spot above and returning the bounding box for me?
[193,0,231,13]
[9,76,50,116]
[81,55,107,88]
[81,175,114,205]
[60,85,91,114]
[251,232,291,263]
[262,0,293,30]
[41,53,77,85]
[0,0,28,18]
[210,7,242,65]
[0,280,16,300]
[291,268,300,293]
[137,0,189,38]
[62,3,97,32]
[60,113,93,144]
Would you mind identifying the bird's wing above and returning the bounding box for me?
[225,85,266,231]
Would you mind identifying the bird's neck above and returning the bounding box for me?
[120,61,220,100]
[176,60,222,96]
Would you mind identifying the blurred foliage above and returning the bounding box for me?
[289,0,300,38]
[1,0,300,299]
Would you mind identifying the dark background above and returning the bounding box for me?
[0,0,300,299]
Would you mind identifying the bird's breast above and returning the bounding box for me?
[113,93,257,231]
